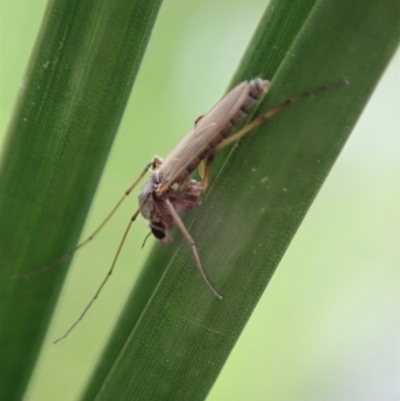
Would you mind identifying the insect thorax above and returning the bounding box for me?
[138,172,203,241]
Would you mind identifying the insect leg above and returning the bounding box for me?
[198,153,215,190]
[14,158,162,280]
[164,199,222,300]
[53,194,150,344]
[216,80,348,151]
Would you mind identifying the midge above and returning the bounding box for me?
[18,77,342,343]
[137,78,270,298]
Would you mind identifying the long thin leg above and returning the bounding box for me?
[14,158,162,280]
[216,80,348,151]
[164,199,222,300]
[198,153,215,190]
[53,195,150,344]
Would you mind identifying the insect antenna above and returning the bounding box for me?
[13,161,155,280]
[141,231,152,249]
[217,79,349,151]
[53,195,150,344]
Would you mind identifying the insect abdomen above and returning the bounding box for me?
[158,78,269,189]
[184,78,269,175]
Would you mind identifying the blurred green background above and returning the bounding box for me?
[1,0,399,400]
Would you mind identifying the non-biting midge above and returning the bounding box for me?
[137,78,270,297]
[16,77,346,343]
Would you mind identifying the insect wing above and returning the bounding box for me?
[157,81,254,189]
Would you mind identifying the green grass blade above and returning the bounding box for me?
[83,0,399,400]
[0,0,162,399]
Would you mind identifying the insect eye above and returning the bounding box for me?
[151,223,166,239]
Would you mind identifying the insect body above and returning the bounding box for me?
[136,78,269,298]
[18,77,345,342]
